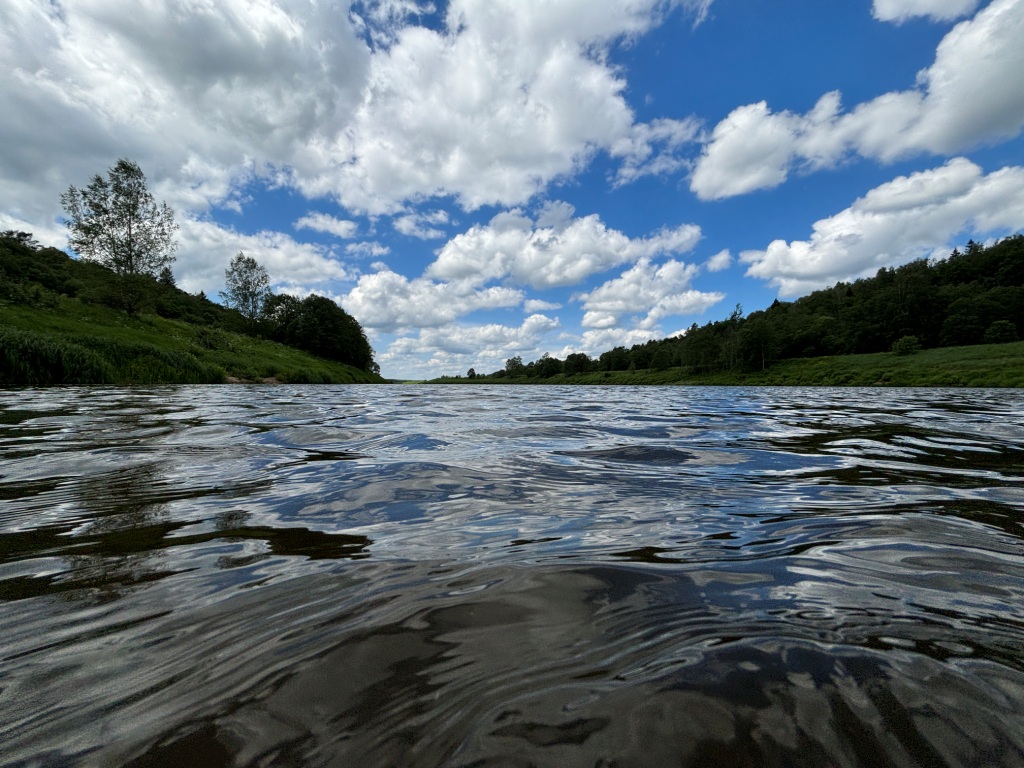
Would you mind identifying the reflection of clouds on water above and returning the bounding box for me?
[775,533,1024,622]
[0,385,1023,765]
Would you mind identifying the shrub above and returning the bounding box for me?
[891,335,923,356]
[983,320,1019,344]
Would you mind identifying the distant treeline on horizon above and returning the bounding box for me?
[463,236,1024,380]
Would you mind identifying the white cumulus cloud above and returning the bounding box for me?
[378,313,560,377]
[298,0,712,213]
[705,249,732,272]
[873,0,980,23]
[343,266,524,332]
[0,0,370,221]
[578,327,663,355]
[393,210,450,239]
[524,299,563,312]
[741,158,1024,296]
[429,208,701,289]
[612,117,705,185]
[295,213,359,239]
[175,219,354,295]
[692,0,1024,199]
[415,314,559,356]
[0,0,710,282]
[579,258,725,329]
[345,241,391,259]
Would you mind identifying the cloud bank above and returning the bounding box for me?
[692,0,1024,200]
[741,158,1024,296]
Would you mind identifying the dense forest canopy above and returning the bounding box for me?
[463,236,1024,380]
[0,230,378,374]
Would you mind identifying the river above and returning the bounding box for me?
[1,385,1023,767]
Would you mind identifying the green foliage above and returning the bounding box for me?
[221,252,270,325]
[0,299,380,387]
[0,327,114,386]
[1,230,231,326]
[442,236,1024,383]
[564,352,594,375]
[598,346,630,371]
[70,335,225,384]
[431,342,1024,388]
[533,354,562,378]
[264,293,377,372]
[60,159,178,313]
[1,230,380,381]
[504,356,525,378]
[984,320,1019,344]
[0,270,61,308]
[0,315,222,386]
[60,159,178,278]
[1,231,40,249]
[891,335,922,356]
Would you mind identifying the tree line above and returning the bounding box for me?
[469,236,1024,380]
[1,159,377,374]
[220,252,376,373]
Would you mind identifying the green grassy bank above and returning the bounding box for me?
[0,299,383,387]
[429,341,1024,388]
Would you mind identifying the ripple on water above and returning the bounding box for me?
[0,385,1022,766]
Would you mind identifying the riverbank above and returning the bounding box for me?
[0,300,383,386]
[427,341,1024,387]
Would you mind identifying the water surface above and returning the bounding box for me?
[1,385,1023,767]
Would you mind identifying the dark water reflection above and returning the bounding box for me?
[1,385,1023,767]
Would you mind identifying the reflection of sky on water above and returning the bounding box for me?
[1,385,1023,765]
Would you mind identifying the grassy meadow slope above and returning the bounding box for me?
[0,300,383,386]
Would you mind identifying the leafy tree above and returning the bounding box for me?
[984,320,1019,344]
[60,159,178,279]
[265,293,376,372]
[598,346,630,371]
[891,335,922,356]
[739,314,779,371]
[264,292,300,326]
[1,230,40,250]
[467,367,477,379]
[649,346,674,371]
[564,352,592,375]
[469,236,1024,379]
[505,356,525,378]
[221,252,270,326]
[534,353,563,378]
[60,159,178,312]
[940,309,985,347]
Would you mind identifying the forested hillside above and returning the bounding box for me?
[474,237,1023,380]
[0,231,380,385]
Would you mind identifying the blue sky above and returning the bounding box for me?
[2,0,1023,379]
